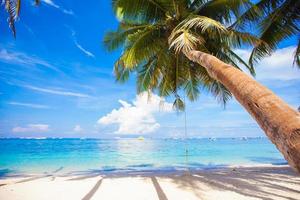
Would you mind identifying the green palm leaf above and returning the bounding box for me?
[232,0,300,67]
[2,0,40,37]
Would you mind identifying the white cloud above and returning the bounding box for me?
[12,124,50,133]
[73,125,83,133]
[41,0,74,15]
[8,102,51,109]
[70,30,95,58]
[74,41,95,57]
[24,85,91,98]
[235,46,300,81]
[97,92,173,135]
[0,49,58,71]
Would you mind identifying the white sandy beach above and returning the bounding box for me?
[0,166,300,200]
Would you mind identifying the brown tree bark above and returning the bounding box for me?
[186,50,300,173]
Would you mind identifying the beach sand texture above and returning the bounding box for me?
[0,166,300,200]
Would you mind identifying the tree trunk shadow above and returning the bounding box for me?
[81,178,103,200]
[16,175,52,184]
[151,176,168,200]
[15,167,63,184]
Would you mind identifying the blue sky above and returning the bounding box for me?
[0,0,299,138]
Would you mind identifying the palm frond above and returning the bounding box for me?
[227,30,266,48]
[114,59,132,83]
[2,0,40,37]
[294,38,300,67]
[226,48,255,75]
[158,75,173,97]
[173,95,185,112]
[112,0,172,22]
[4,0,20,38]
[169,29,204,54]
[183,64,200,101]
[176,15,228,34]
[237,0,300,67]
[121,25,165,68]
[104,23,149,51]
[208,81,232,107]
[230,2,263,30]
[193,0,253,24]
[137,58,161,93]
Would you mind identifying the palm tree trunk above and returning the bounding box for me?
[185,50,300,173]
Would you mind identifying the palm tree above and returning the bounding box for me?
[105,0,261,110]
[1,0,40,37]
[105,0,300,172]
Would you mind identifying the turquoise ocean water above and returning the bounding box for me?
[0,138,286,175]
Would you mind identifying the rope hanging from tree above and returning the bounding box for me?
[184,95,189,173]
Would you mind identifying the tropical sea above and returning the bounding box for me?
[0,138,287,175]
